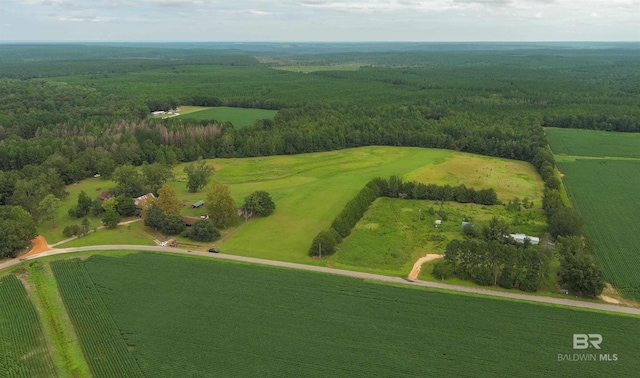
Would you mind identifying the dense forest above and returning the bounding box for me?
[0,43,636,295]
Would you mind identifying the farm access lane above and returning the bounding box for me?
[3,245,640,317]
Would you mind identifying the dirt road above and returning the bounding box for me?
[2,245,640,316]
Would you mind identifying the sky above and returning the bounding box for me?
[0,0,638,42]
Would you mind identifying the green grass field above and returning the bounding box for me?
[546,128,640,159]
[37,147,542,264]
[332,197,547,276]
[405,153,543,201]
[175,106,278,129]
[35,252,640,377]
[57,221,155,248]
[0,275,58,377]
[169,147,542,263]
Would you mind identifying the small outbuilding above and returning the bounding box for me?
[509,233,540,245]
[134,193,156,209]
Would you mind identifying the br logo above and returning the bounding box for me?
[573,334,602,350]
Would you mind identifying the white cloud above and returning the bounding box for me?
[56,15,111,22]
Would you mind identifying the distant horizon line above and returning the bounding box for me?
[1,40,638,44]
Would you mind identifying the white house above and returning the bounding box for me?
[509,233,540,245]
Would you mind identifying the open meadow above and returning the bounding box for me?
[548,129,640,300]
[332,197,546,276]
[4,252,630,377]
[170,146,542,263]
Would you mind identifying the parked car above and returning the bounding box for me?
[208,248,220,253]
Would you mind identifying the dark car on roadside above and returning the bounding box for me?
[208,248,220,253]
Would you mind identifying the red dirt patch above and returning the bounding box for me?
[23,235,50,257]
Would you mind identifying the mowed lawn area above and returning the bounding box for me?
[548,128,640,300]
[169,147,542,264]
[175,106,278,129]
[43,253,640,377]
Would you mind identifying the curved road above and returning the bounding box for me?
[2,245,640,316]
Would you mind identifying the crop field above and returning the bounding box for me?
[546,128,640,159]
[332,197,547,276]
[547,128,640,300]
[50,259,144,378]
[175,106,278,129]
[0,275,58,377]
[43,252,640,376]
[557,159,640,299]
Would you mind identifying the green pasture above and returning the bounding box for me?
[332,197,547,276]
[169,147,542,263]
[175,106,278,129]
[546,128,640,159]
[40,253,640,376]
[404,152,543,201]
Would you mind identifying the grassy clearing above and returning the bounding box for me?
[546,128,640,159]
[21,261,91,378]
[49,253,640,376]
[558,159,640,300]
[57,221,154,248]
[331,197,547,277]
[0,274,58,377]
[176,106,278,129]
[405,153,542,201]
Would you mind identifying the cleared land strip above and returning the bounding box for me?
[3,245,640,316]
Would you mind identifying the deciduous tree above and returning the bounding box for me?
[101,209,121,229]
[155,185,182,216]
[243,191,275,217]
[184,160,215,193]
[205,180,236,228]
[37,194,62,226]
[0,205,37,258]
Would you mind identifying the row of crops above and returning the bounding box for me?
[546,128,640,159]
[547,126,640,300]
[69,252,640,376]
[557,159,640,299]
[49,259,144,378]
[0,275,57,378]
